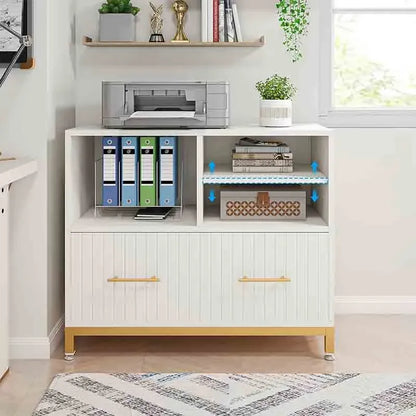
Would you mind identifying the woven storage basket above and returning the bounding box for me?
[220,189,306,221]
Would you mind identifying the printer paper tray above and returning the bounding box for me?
[127,111,197,119]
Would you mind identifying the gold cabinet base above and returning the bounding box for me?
[65,327,335,356]
[0,368,9,383]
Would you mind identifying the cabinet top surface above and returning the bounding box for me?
[66,124,332,137]
[0,159,38,187]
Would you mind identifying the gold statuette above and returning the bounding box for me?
[172,0,189,42]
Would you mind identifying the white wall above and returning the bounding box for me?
[46,0,76,334]
[1,0,48,340]
[335,129,416,296]
[0,0,75,352]
[75,0,416,298]
[76,0,318,126]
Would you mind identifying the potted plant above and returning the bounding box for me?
[99,0,140,42]
[256,75,297,127]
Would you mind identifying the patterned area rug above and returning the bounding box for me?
[33,373,416,415]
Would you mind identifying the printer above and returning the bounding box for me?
[102,81,230,129]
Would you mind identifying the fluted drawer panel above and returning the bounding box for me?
[67,233,331,327]
[228,233,331,326]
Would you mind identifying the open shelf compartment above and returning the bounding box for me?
[66,133,198,232]
[200,134,332,230]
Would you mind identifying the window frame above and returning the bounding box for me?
[319,0,416,127]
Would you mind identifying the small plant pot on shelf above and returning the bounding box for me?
[260,99,293,127]
[99,14,136,42]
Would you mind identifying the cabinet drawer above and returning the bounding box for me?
[67,233,332,327]
[224,233,331,326]
[68,233,200,326]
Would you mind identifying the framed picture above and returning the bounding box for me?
[0,0,29,64]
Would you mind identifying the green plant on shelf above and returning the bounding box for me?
[256,74,297,100]
[99,0,140,15]
[275,0,310,62]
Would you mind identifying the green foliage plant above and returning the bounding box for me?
[276,0,310,62]
[256,75,297,101]
[99,0,140,15]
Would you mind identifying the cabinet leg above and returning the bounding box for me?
[324,327,335,361]
[64,328,76,361]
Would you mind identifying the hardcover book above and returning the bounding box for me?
[239,137,290,147]
[232,166,294,173]
[224,0,235,42]
[134,207,172,220]
[235,138,291,153]
[219,0,225,42]
[232,159,293,167]
[213,0,219,42]
[231,0,242,42]
[232,152,293,160]
[201,0,208,41]
[207,0,214,42]
[235,145,291,153]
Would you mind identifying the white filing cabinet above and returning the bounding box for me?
[0,159,37,381]
[65,125,335,360]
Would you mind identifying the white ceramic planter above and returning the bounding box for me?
[99,14,136,42]
[260,99,293,127]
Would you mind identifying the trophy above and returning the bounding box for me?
[172,0,189,42]
[149,2,164,42]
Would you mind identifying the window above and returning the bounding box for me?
[320,0,416,127]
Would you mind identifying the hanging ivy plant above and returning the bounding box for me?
[276,0,310,62]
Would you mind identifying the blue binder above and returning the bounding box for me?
[102,137,120,206]
[159,137,177,207]
[121,137,138,206]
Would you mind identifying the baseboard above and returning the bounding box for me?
[335,296,416,314]
[9,337,51,360]
[9,316,64,359]
[49,315,65,354]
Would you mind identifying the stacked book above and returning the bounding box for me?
[202,0,242,43]
[232,137,294,173]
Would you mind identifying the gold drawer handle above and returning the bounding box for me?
[107,277,160,283]
[239,277,291,283]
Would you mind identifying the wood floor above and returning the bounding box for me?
[1,315,416,416]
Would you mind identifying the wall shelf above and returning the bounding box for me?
[82,36,265,48]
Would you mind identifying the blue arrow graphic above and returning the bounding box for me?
[311,161,319,174]
[311,189,319,203]
[208,190,216,203]
[209,161,216,174]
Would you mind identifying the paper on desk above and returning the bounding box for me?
[128,111,196,119]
